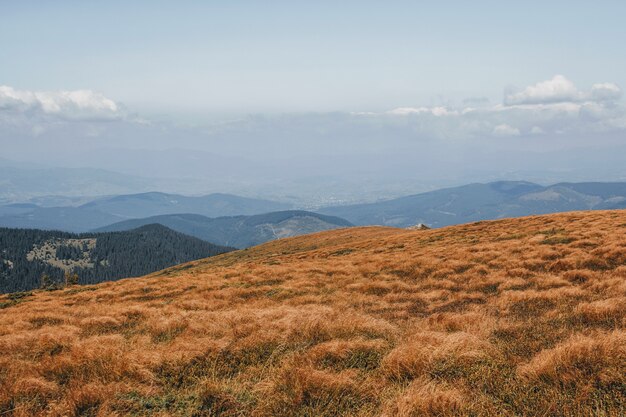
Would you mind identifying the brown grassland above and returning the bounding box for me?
[1,210,625,416]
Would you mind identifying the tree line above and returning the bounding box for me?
[0,224,234,293]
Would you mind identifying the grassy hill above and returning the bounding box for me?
[0,211,625,416]
[95,210,353,248]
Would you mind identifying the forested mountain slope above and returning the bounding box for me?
[0,224,233,293]
[95,210,353,248]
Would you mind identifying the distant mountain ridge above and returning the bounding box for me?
[0,224,233,293]
[0,192,291,232]
[81,191,291,218]
[3,181,626,234]
[0,164,153,203]
[95,210,353,248]
[0,206,126,232]
[319,181,626,228]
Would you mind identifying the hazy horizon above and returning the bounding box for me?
[2,2,626,205]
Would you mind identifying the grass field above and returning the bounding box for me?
[1,210,625,416]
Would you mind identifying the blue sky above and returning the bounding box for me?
[2,1,626,117]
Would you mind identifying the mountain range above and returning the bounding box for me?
[94,210,353,248]
[2,180,626,248]
[0,192,291,232]
[82,191,291,218]
[319,181,626,227]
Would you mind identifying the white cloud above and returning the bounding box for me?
[504,75,581,105]
[2,76,624,143]
[530,126,545,135]
[387,106,457,116]
[503,75,622,106]
[0,85,122,121]
[387,107,430,115]
[370,75,625,139]
[590,82,622,102]
[493,124,520,137]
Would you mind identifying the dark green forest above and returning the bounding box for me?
[0,224,234,293]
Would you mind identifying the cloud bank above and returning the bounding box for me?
[379,75,624,139]
[2,77,626,201]
[504,75,581,105]
[504,75,622,105]
[0,76,624,147]
[0,86,123,121]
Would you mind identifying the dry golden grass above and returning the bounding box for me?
[1,210,625,416]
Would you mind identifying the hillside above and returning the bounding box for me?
[95,210,353,248]
[0,211,625,416]
[0,225,233,293]
[0,192,291,232]
[319,180,626,227]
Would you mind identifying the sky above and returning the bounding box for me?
[1,1,626,203]
[2,1,626,116]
